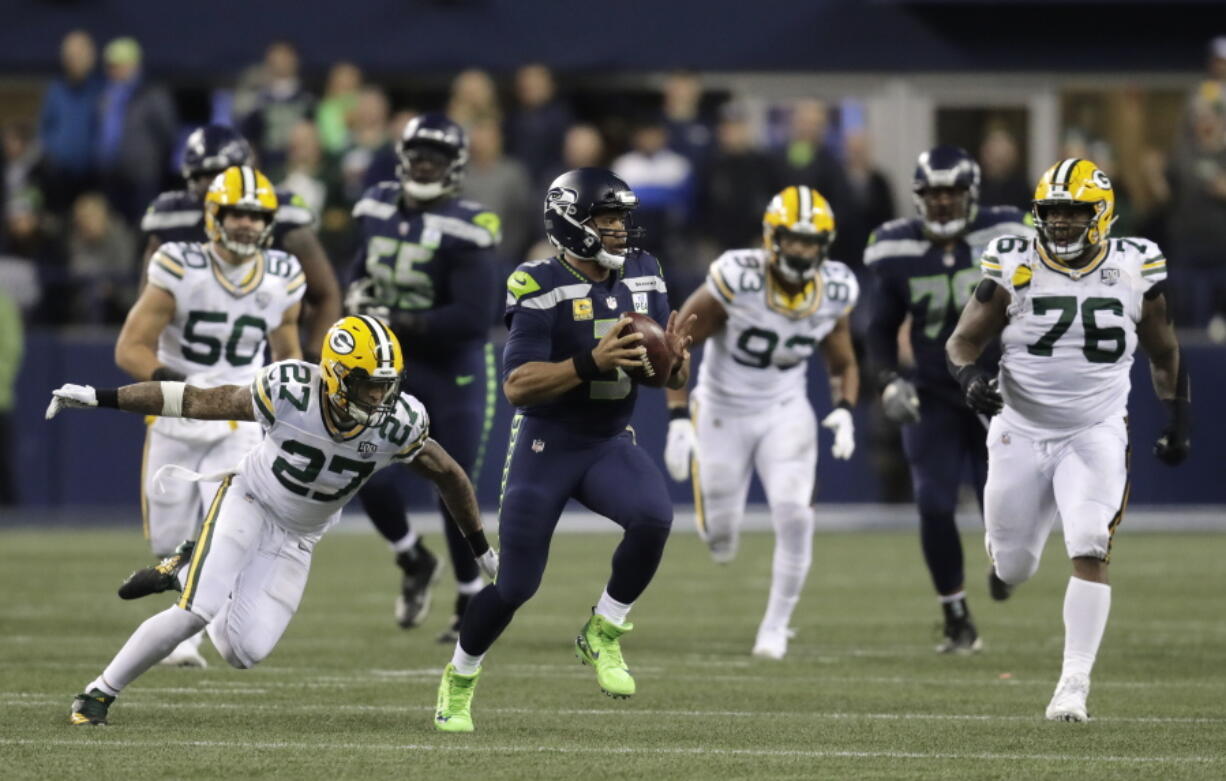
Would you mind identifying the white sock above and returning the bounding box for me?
[595,589,632,626]
[761,504,814,631]
[456,577,485,596]
[450,642,484,676]
[939,591,967,604]
[390,529,420,554]
[85,676,120,698]
[1061,576,1111,679]
[97,606,207,693]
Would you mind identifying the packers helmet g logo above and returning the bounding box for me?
[328,329,355,355]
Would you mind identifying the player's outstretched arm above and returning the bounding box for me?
[282,226,342,362]
[1137,289,1190,465]
[408,438,498,579]
[46,382,256,422]
[946,279,1009,416]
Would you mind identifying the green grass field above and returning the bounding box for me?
[1,525,1223,780]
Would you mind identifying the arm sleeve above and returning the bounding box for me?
[866,266,907,376]
[501,308,554,381]
[417,244,498,341]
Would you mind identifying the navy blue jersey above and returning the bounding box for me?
[503,252,671,438]
[865,206,1032,401]
[347,182,501,363]
[139,187,314,248]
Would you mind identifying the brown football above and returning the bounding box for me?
[618,311,675,388]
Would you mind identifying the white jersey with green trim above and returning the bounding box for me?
[979,234,1167,438]
[242,360,430,534]
[147,241,306,387]
[695,249,858,410]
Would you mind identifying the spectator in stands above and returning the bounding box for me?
[361,109,416,193]
[1169,101,1226,329]
[833,130,895,270]
[505,64,572,189]
[38,30,102,215]
[66,192,135,323]
[3,122,45,218]
[315,62,363,156]
[4,192,65,324]
[0,286,20,505]
[702,103,774,253]
[95,37,177,224]
[448,69,501,127]
[771,99,847,218]
[977,126,1031,211]
[338,87,391,204]
[239,41,315,181]
[282,120,338,220]
[661,71,713,180]
[462,116,534,264]
[1185,37,1226,137]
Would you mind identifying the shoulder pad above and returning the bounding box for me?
[352,183,401,220]
[864,221,929,266]
[423,210,499,248]
[274,188,314,227]
[141,190,201,232]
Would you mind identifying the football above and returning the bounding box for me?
[618,311,674,388]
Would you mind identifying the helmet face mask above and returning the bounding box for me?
[397,114,468,202]
[912,146,980,240]
[543,168,645,271]
[1033,201,1098,264]
[761,185,836,287]
[203,167,278,260]
[329,365,400,427]
[319,315,404,435]
[770,227,828,284]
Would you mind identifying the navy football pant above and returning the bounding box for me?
[459,415,674,655]
[358,345,494,585]
[901,391,989,595]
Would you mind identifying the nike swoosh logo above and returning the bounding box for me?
[455,375,475,386]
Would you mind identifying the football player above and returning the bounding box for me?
[344,114,502,640]
[114,165,305,667]
[140,124,341,360]
[864,146,1033,653]
[946,159,1189,721]
[51,316,498,726]
[432,167,694,732]
[662,185,859,660]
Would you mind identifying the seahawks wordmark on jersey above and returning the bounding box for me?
[981,235,1167,439]
[697,249,859,410]
[243,360,430,534]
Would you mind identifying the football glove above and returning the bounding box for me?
[881,375,921,424]
[477,547,499,581]
[821,407,855,460]
[343,278,390,320]
[1153,399,1190,466]
[45,383,98,419]
[664,418,695,482]
[955,365,1003,416]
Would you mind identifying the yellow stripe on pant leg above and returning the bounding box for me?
[140,419,154,541]
[178,475,232,611]
[689,399,706,536]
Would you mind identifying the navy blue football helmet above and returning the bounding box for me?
[181,125,253,195]
[912,145,980,239]
[396,113,469,201]
[543,167,644,270]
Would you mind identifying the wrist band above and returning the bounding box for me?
[668,406,690,421]
[465,529,490,557]
[96,389,119,408]
[573,350,601,381]
[151,366,186,382]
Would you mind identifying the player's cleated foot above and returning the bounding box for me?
[987,568,1014,602]
[118,540,194,600]
[1045,673,1090,722]
[159,640,208,668]
[69,689,115,726]
[752,625,792,660]
[394,543,441,629]
[434,663,480,732]
[575,610,636,698]
[436,593,471,644]
[936,599,982,654]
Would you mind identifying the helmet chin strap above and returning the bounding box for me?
[924,217,968,240]
[404,180,446,201]
[594,248,627,270]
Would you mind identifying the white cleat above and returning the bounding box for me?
[160,641,208,669]
[1045,673,1090,722]
[752,626,792,660]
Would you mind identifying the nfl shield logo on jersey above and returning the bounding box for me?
[358,441,377,458]
[1100,268,1120,286]
[605,296,618,310]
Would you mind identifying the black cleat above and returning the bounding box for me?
[436,593,472,644]
[936,598,982,654]
[988,568,1014,602]
[69,689,115,726]
[118,540,194,600]
[394,542,441,628]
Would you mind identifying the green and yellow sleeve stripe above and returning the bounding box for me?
[394,429,430,462]
[981,256,1003,279]
[1141,258,1167,277]
[285,272,306,294]
[252,370,275,426]
[153,251,185,279]
[709,268,736,303]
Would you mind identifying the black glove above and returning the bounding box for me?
[954,365,1003,416]
[1154,399,1190,466]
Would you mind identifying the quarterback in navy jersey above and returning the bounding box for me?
[864,145,1033,653]
[344,114,502,640]
[139,125,341,359]
[431,167,694,733]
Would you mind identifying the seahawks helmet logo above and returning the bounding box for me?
[546,186,579,216]
[329,329,356,355]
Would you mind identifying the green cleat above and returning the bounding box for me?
[575,611,636,698]
[434,663,480,732]
[69,689,115,726]
[118,540,194,600]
